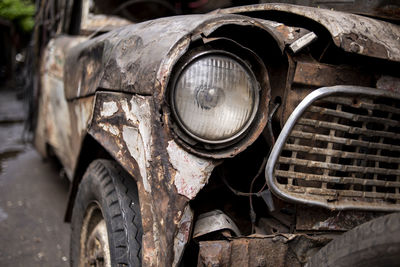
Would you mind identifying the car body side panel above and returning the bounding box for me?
[35,36,91,179]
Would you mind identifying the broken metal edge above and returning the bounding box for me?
[289,32,317,54]
[193,210,241,238]
[219,3,400,62]
[173,205,194,266]
[265,85,400,212]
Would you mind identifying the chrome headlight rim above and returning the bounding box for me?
[170,50,260,145]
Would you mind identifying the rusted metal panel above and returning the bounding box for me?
[88,92,216,266]
[63,13,304,100]
[64,14,247,99]
[219,3,400,62]
[281,56,375,125]
[197,234,332,266]
[293,60,374,88]
[198,241,232,267]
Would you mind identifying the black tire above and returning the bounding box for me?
[71,160,142,266]
[306,212,400,267]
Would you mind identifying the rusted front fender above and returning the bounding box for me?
[86,92,215,266]
[64,12,303,266]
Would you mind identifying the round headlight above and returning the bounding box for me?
[171,52,259,144]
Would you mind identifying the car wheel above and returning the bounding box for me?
[306,212,400,267]
[70,160,142,266]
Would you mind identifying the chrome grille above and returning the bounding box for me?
[266,86,400,211]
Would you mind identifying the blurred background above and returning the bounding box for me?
[0,3,69,267]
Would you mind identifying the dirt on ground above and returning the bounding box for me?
[0,86,70,267]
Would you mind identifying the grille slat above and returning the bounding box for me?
[308,105,400,127]
[283,144,400,164]
[269,87,400,211]
[278,157,400,176]
[275,170,400,188]
[283,185,400,200]
[291,130,400,152]
[297,118,400,140]
[324,96,400,115]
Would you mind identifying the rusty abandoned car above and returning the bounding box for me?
[28,0,400,266]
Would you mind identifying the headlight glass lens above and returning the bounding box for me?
[172,53,259,144]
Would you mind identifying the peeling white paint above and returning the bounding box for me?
[121,97,152,159]
[121,99,138,124]
[120,96,153,193]
[167,140,215,199]
[122,126,152,192]
[100,101,118,117]
[99,123,120,136]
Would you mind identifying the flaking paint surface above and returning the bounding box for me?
[122,125,151,193]
[167,140,215,199]
[120,96,153,193]
[100,101,118,117]
[98,123,120,136]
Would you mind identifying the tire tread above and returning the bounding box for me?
[70,160,142,267]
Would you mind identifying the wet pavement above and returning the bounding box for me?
[0,87,70,266]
